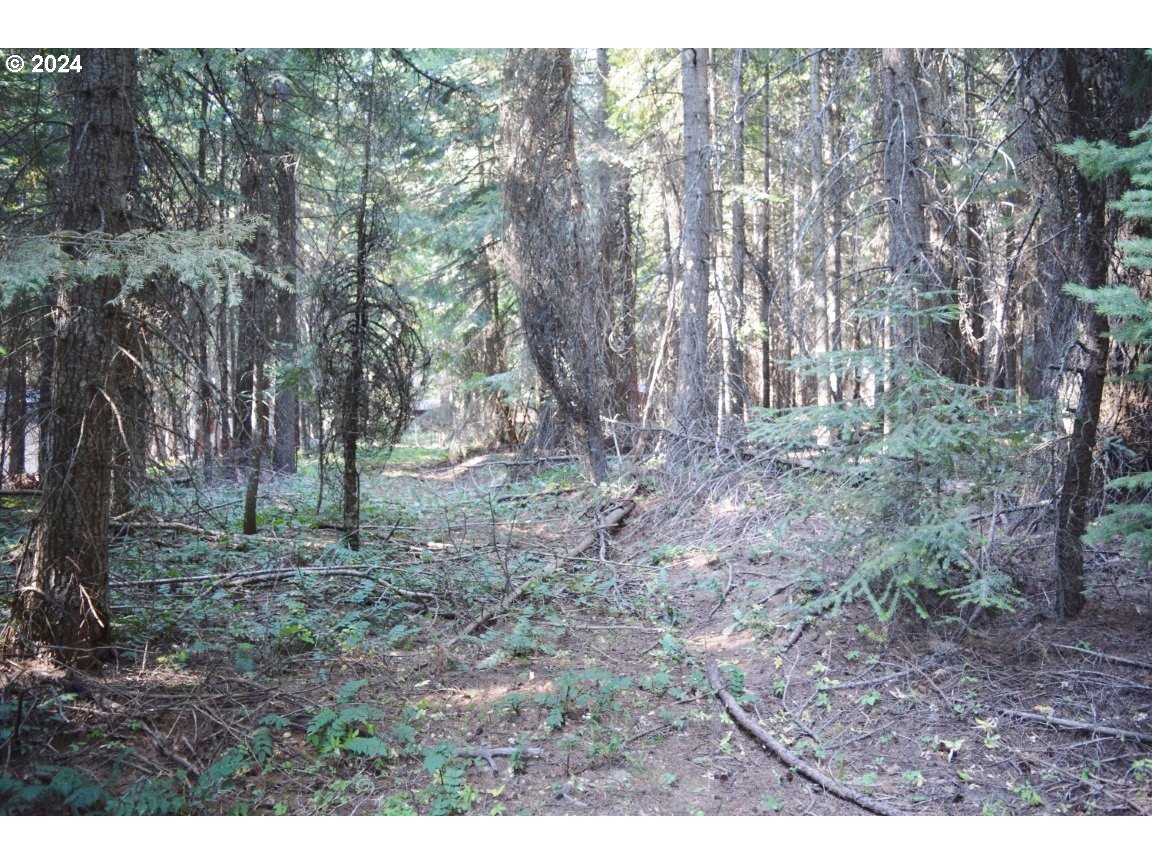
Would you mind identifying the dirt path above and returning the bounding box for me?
[3,450,1151,815]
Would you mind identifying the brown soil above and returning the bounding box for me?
[2,451,1151,816]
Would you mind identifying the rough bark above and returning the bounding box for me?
[3,316,28,476]
[754,58,777,408]
[237,58,276,533]
[674,48,714,435]
[502,49,609,482]
[4,49,138,663]
[725,48,748,423]
[880,48,954,374]
[1051,50,1121,618]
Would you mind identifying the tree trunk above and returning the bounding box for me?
[881,48,951,373]
[4,49,137,663]
[342,51,377,550]
[272,147,299,473]
[755,57,776,409]
[1052,49,1125,618]
[238,59,274,533]
[3,316,28,477]
[674,48,713,435]
[111,304,151,518]
[810,51,831,406]
[726,48,748,424]
[502,49,609,482]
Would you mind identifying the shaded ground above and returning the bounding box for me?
[2,447,1151,815]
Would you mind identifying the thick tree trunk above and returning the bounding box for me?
[238,60,274,532]
[674,48,713,435]
[502,49,609,483]
[4,49,137,663]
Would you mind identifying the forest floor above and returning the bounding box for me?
[2,444,1152,816]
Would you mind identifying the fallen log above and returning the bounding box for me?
[450,500,635,644]
[707,663,906,816]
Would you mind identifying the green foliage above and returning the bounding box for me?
[1013,781,1044,807]
[534,668,633,730]
[0,221,260,307]
[303,680,388,758]
[750,354,1037,622]
[0,767,106,815]
[1063,120,1152,559]
[420,744,478,815]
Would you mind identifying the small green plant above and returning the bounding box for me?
[1014,781,1044,807]
[645,544,689,565]
[421,745,478,815]
[0,767,107,815]
[901,769,924,788]
[856,772,879,790]
[303,679,387,757]
[981,799,1007,816]
[503,608,554,658]
[1132,758,1152,783]
[534,668,632,730]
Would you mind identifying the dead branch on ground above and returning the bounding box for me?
[450,499,635,644]
[707,663,907,816]
[998,708,1152,744]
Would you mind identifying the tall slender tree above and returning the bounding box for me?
[674,47,714,435]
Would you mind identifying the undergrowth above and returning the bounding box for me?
[750,354,1050,623]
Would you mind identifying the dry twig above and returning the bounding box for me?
[998,708,1152,744]
[450,500,634,643]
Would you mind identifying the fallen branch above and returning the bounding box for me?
[1050,643,1152,672]
[112,520,225,540]
[780,617,811,654]
[998,708,1152,744]
[820,667,918,692]
[114,565,435,605]
[707,663,906,816]
[495,486,579,503]
[450,500,635,644]
[453,745,547,771]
